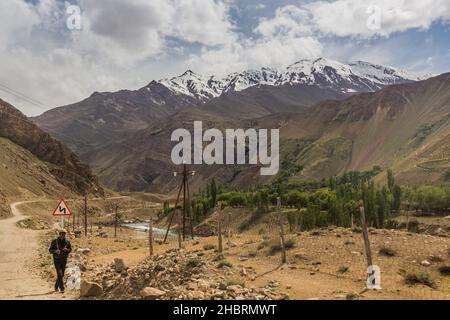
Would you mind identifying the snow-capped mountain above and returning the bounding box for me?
[157,58,428,100]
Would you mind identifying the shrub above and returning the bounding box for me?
[186,258,202,268]
[203,244,215,251]
[404,272,436,289]
[407,219,420,232]
[338,265,350,274]
[385,219,399,229]
[429,255,444,263]
[438,266,450,276]
[225,279,245,287]
[217,260,233,268]
[379,246,396,257]
[212,254,224,262]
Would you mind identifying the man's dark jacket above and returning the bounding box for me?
[49,238,72,262]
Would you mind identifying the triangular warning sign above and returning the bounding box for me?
[52,198,72,216]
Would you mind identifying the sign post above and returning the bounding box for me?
[52,198,73,230]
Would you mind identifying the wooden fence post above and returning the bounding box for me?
[217,205,223,254]
[277,197,287,264]
[359,205,373,267]
[177,209,182,249]
[149,217,153,256]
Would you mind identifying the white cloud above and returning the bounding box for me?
[255,5,313,38]
[0,0,237,115]
[305,0,450,38]
[1,0,450,116]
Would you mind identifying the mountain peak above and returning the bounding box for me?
[154,58,431,99]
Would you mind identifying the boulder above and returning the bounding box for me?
[80,280,103,297]
[140,287,166,300]
[420,260,431,267]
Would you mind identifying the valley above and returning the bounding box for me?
[1,58,449,301]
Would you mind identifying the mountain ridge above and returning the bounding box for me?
[158,57,427,100]
[0,99,103,197]
[82,73,450,192]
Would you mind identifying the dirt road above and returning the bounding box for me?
[0,201,59,300]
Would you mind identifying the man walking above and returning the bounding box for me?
[49,229,72,293]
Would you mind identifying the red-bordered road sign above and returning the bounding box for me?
[52,198,73,216]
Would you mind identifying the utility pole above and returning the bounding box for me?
[359,206,373,267]
[84,193,88,237]
[164,163,196,243]
[149,217,153,256]
[277,197,287,264]
[217,204,223,254]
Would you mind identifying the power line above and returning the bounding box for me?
[0,82,53,111]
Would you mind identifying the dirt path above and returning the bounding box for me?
[0,201,60,300]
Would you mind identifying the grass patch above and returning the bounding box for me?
[212,254,224,262]
[404,272,436,289]
[186,258,202,268]
[438,266,450,276]
[217,260,233,268]
[429,255,444,263]
[379,246,396,257]
[225,279,245,287]
[337,265,350,274]
[203,244,215,251]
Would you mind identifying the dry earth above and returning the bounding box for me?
[5,199,450,300]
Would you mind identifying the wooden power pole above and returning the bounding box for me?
[164,164,195,243]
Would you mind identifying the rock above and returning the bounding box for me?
[189,290,205,300]
[80,280,103,297]
[114,258,127,272]
[346,292,360,300]
[140,287,166,300]
[420,260,431,267]
[240,268,247,276]
[228,285,243,293]
[219,282,227,290]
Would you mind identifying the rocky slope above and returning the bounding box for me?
[0,99,103,198]
[84,249,287,300]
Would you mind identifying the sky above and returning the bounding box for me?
[1,0,450,116]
